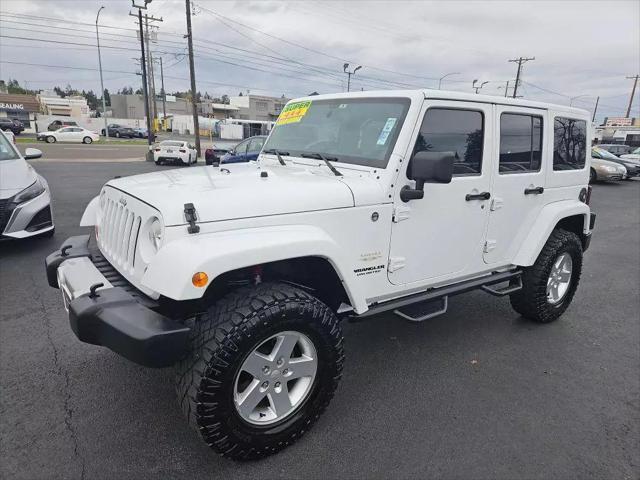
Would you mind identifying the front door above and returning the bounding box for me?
[483,106,547,265]
[389,101,494,286]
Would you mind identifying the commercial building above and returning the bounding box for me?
[228,94,289,121]
[110,94,192,119]
[0,93,40,131]
[37,92,90,117]
[198,101,240,119]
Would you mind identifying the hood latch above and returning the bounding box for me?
[184,203,200,234]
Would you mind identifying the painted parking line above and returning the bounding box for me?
[30,157,146,163]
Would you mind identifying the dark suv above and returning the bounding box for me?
[101,124,136,138]
[0,118,24,135]
[48,120,78,131]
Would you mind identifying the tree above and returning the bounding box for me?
[53,86,66,98]
[118,86,133,95]
[6,79,36,95]
[83,90,99,111]
[221,94,230,104]
[103,88,111,106]
[134,88,143,95]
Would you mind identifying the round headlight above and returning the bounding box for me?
[138,216,164,264]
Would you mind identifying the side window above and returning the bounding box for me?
[236,140,249,154]
[248,137,265,153]
[413,108,484,176]
[553,117,587,170]
[499,113,543,173]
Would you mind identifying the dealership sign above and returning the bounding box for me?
[0,102,24,110]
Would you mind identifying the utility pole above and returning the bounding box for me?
[508,56,535,98]
[592,96,599,123]
[130,0,154,160]
[185,0,201,157]
[343,63,361,92]
[625,74,639,118]
[96,6,108,138]
[158,56,166,125]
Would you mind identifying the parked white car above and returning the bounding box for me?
[153,140,198,165]
[37,127,100,144]
[0,130,54,239]
[47,90,595,460]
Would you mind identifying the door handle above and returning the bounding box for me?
[524,186,544,195]
[465,191,491,201]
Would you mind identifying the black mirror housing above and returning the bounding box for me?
[401,151,455,202]
[410,151,455,185]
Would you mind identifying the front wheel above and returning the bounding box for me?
[46,136,56,143]
[510,228,583,323]
[175,282,344,460]
[115,132,120,138]
[83,136,93,144]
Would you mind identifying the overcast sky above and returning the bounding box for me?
[0,0,638,122]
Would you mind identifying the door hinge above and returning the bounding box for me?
[490,197,504,211]
[388,256,406,273]
[393,205,411,223]
[484,240,497,253]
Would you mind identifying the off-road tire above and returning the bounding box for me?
[510,228,583,323]
[175,281,344,460]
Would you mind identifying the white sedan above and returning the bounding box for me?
[37,127,100,144]
[153,141,198,166]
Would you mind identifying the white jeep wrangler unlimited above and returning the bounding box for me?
[46,90,595,460]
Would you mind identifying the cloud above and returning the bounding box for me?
[0,0,638,120]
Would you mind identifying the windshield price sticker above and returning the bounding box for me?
[376,117,397,145]
[277,100,312,125]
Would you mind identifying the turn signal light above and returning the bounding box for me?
[192,272,209,287]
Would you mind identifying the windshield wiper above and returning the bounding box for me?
[263,148,289,166]
[301,152,342,176]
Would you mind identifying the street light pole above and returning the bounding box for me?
[343,63,361,92]
[95,6,108,138]
[438,72,460,90]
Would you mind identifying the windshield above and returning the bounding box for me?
[593,147,618,160]
[0,132,20,161]
[632,147,640,155]
[263,97,411,168]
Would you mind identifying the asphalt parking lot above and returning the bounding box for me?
[1,161,638,480]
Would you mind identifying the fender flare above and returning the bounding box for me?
[142,224,369,313]
[512,200,590,267]
[80,196,99,226]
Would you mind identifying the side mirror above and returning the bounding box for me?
[400,151,455,202]
[24,148,43,160]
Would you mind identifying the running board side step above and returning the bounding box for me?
[351,270,522,321]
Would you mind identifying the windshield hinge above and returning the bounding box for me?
[388,256,406,273]
[393,205,411,223]
[184,203,200,234]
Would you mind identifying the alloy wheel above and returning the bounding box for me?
[547,252,573,305]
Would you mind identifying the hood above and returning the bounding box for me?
[0,159,37,199]
[106,162,386,226]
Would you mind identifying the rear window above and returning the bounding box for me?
[553,117,587,170]
[161,141,184,147]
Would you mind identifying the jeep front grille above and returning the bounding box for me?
[99,197,142,272]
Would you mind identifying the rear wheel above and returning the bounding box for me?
[510,228,583,323]
[175,282,344,460]
[46,136,56,143]
[590,168,597,183]
[115,132,121,138]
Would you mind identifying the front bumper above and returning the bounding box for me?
[1,188,54,239]
[45,235,190,368]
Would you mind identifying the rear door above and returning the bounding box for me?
[483,106,546,264]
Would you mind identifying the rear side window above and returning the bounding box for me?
[553,117,587,170]
[499,113,543,173]
[414,108,484,176]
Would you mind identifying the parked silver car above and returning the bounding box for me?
[0,130,54,239]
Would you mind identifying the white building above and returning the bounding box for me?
[37,92,90,117]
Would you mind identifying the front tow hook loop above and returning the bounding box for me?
[89,282,105,299]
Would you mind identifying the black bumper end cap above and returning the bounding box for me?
[45,235,91,288]
[69,287,190,368]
